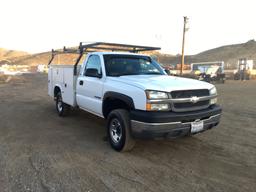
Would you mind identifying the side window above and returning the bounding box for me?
[84,55,102,76]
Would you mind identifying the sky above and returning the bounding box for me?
[0,0,255,55]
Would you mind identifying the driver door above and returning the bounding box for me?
[76,54,104,116]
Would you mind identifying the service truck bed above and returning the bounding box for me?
[48,65,81,106]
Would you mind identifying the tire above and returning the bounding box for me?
[56,92,70,117]
[107,109,135,152]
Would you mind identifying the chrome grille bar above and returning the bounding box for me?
[148,95,217,104]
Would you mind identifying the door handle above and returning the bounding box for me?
[79,80,84,86]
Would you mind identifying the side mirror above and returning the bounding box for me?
[164,69,171,75]
[85,68,102,78]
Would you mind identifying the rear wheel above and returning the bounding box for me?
[107,109,135,152]
[56,92,70,117]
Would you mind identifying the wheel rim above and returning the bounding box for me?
[110,118,122,144]
[57,97,63,112]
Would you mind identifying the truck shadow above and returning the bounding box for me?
[44,104,225,159]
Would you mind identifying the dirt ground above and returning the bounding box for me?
[0,73,255,192]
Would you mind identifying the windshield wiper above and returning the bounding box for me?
[111,72,162,76]
[143,72,162,75]
[119,73,140,76]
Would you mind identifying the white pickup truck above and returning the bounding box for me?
[48,42,222,151]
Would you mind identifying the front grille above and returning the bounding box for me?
[170,89,210,112]
[173,100,209,109]
[171,89,209,98]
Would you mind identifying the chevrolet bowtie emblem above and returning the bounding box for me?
[190,96,199,103]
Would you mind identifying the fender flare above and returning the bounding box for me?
[102,92,135,117]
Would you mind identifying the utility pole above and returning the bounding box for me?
[180,16,189,76]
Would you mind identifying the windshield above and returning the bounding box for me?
[103,54,165,76]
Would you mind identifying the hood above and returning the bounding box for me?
[108,75,214,92]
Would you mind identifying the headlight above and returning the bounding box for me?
[146,90,168,100]
[209,87,217,104]
[210,87,217,95]
[145,90,169,111]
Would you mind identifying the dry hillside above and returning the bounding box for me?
[1,40,256,69]
[0,48,29,63]
[161,40,256,69]
[9,52,84,66]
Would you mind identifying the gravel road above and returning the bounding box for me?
[0,74,255,192]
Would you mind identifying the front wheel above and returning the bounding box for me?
[107,109,135,152]
[56,92,70,117]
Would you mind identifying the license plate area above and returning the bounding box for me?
[191,120,204,133]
